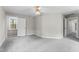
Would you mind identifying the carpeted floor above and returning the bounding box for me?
[0,35,79,52]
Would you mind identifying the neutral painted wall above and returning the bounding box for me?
[33,16,42,37]
[41,14,63,39]
[0,7,6,46]
[34,14,63,39]
[6,13,63,39]
[26,16,35,35]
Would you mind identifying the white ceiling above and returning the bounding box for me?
[2,6,79,16]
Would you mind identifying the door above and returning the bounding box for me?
[17,17,26,36]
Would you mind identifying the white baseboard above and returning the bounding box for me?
[26,33,63,39]
[41,36,63,39]
[26,33,34,35]
[35,34,63,39]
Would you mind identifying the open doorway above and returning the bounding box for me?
[63,15,79,39]
[7,16,17,37]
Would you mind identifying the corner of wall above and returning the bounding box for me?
[0,38,5,47]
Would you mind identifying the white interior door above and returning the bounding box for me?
[17,17,26,36]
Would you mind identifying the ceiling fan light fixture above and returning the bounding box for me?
[36,11,40,15]
[35,6,41,15]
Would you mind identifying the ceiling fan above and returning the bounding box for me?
[34,6,41,15]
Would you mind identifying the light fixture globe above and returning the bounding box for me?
[36,11,40,15]
[35,6,41,15]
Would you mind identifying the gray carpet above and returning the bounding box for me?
[0,35,79,52]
